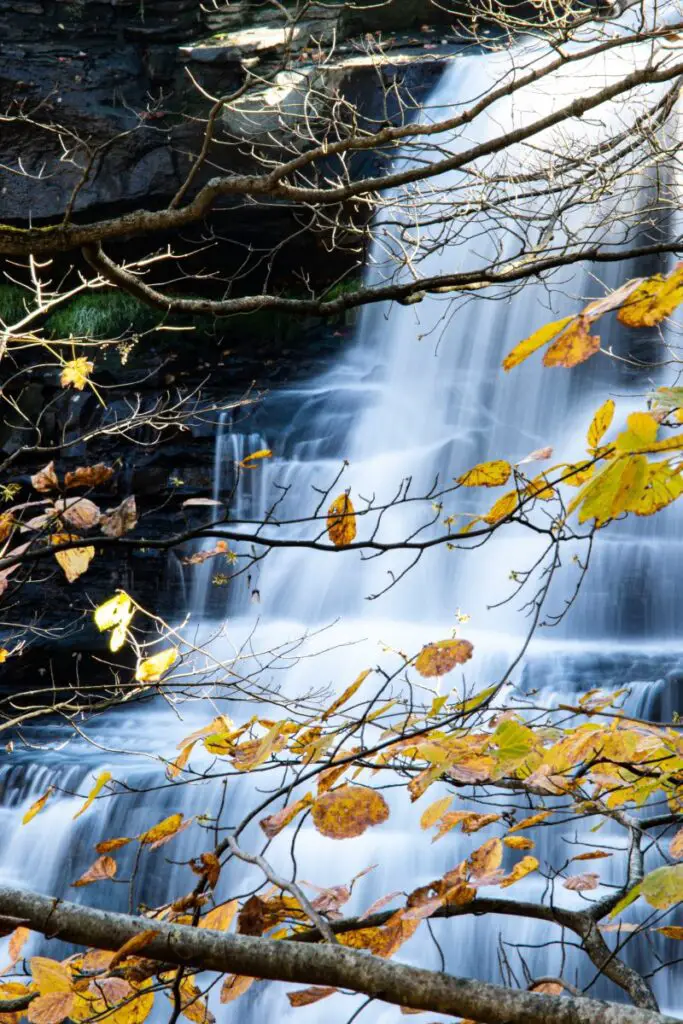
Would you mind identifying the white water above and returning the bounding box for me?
[3,21,683,1021]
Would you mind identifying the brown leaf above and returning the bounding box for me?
[101,496,137,538]
[469,838,503,881]
[190,852,221,889]
[7,926,30,965]
[563,872,600,892]
[95,837,132,854]
[109,931,159,971]
[669,826,683,860]
[326,493,356,547]
[219,975,255,1004]
[530,981,564,995]
[53,498,100,530]
[71,856,117,888]
[571,850,613,862]
[287,987,337,1007]
[31,463,58,493]
[311,785,389,840]
[259,794,313,839]
[358,891,402,921]
[64,464,115,489]
[414,639,473,678]
[27,992,74,1024]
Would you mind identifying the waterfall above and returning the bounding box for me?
[3,20,683,1022]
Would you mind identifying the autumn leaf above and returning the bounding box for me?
[51,535,95,583]
[239,449,273,469]
[327,493,357,547]
[53,498,100,530]
[504,836,535,850]
[96,836,132,854]
[530,981,564,996]
[469,838,503,881]
[200,901,238,932]
[169,978,214,1024]
[73,771,112,819]
[60,358,93,391]
[31,463,59,493]
[617,264,683,327]
[22,786,54,825]
[220,975,255,1004]
[420,795,452,830]
[101,496,137,538]
[587,399,615,450]
[502,316,575,371]
[543,317,600,368]
[28,991,74,1024]
[563,873,599,891]
[483,490,518,524]
[135,648,178,683]
[640,864,683,909]
[138,813,188,849]
[190,852,221,889]
[669,827,683,860]
[71,856,117,887]
[656,926,683,940]
[414,639,473,677]
[322,669,372,719]
[358,892,403,921]
[499,856,539,888]
[457,460,511,487]
[287,988,337,1007]
[311,784,389,839]
[259,794,313,839]
[571,850,613,862]
[64,464,115,489]
[93,592,135,653]
[109,931,159,971]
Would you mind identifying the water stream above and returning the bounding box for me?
[2,22,683,1022]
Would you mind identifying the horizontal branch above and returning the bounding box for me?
[0,885,676,1024]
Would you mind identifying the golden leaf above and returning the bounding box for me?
[414,639,473,678]
[74,771,112,820]
[109,931,159,971]
[259,794,313,839]
[101,496,137,538]
[93,593,135,653]
[96,837,131,854]
[499,856,539,888]
[504,836,535,851]
[420,795,452,830]
[53,498,100,530]
[326,493,357,547]
[483,490,518,525]
[239,449,273,469]
[311,784,389,840]
[52,535,95,583]
[31,462,58,494]
[641,864,683,909]
[60,358,93,391]
[200,901,238,932]
[287,987,337,1008]
[170,978,214,1024]
[138,813,188,849]
[656,926,683,940]
[571,850,613,862]
[30,958,72,995]
[587,399,615,450]
[543,317,600,368]
[71,978,154,1024]
[509,811,552,833]
[634,463,683,516]
[135,648,178,684]
[568,455,648,526]
[22,786,54,825]
[615,411,659,452]
[338,911,418,957]
[28,992,74,1024]
[220,975,255,1004]
[322,669,372,719]
[64,464,115,489]
[617,265,683,327]
[457,461,511,488]
[71,856,117,888]
[469,838,503,881]
[6,927,30,968]
[502,316,575,371]
[167,743,195,780]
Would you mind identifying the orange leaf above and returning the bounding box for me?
[109,931,159,971]
[326,493,356,547]
[31,463,58,493]
[64,464,115,489]
[22,787,54,826]
[71,856,117,888]
[95,837,131,854]
[669,827,683,860]
[414,639,473,678]
[469,838,503,881]
[287,987,337,1007]
[543,317,600,368]
[200,901,238,932]
[259,794,313,839]
[219,975,255,1004]
[311,785,389,840]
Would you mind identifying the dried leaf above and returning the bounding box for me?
[6,926,30,967]
[617,265,683,327]
[656,926,683,940]
[259,794,313,839]
[517,446,553,465]
[138,813,188,849]
[53,498,100,530]
[101,496,137,538]
[22,786,54,825]
[414,639,473,677]
[469,838,503,881]
[60,358,93,391]
[181,498,224,508]
[530,981,564,996]
[28,991,74,1024]
[322,669,372,719]
[52,535,95,583]
[311,785,389,840]
[74,771,112,819]
[571,851,613,862]
[358,892,402,921]
[135,648,178,684]
[563,873,599,891]
[96,836,132,854]
[457,460,511,487]
[190,853,221,889]
[287,988,337,1007]
[219,975,255,1004]
[72,856,117,887]
[326,493,356,547]
[109,931,159,971]
[543,317,600,368]
[502,316,575,371]
[31,463,58,493]
[64,464,115,489]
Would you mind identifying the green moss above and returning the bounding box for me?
[0,284,29,326]
[45,291,161,339]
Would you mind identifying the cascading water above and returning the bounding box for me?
[3,20,683,1021]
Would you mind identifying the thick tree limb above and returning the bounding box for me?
[0,885,677,1024]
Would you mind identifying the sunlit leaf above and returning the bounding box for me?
[503,836,535,851]
[311,784,389,840]
[543,317,600,368]
[502,316,575,371]
[483,490,518,524]
[64,464,115,489]
[73,771,112,819]
[239,449,273,469]
[457,461,511,488]
[414,639,473,677]
[96,836,132,854]
[420,796,452,830]
[60,358,93,391]
[634,463,683,516]
[617,264,683,327]
[93,593,135,653]
[22,786,54,825]
[138,813,188,849]
[72,856,117,887]
[135,648,178,684]
[640,864,683,909]
[326,493,356,547]
[199,901,238,932]
[31,463,58,493]
[28,991,74,1024]
[469,838,503,881]
[52,535,95,583]
[615,411,659,452]
[508,810,553,833]
[30,958,72,995]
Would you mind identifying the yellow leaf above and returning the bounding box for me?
[71,855,117,887]
[543,317,600,368]
[457,461,511,488]
[634,462,683,516]
[469,838,503,880]
[29,958,72,995]
[109,931,159,971]
[22,786,54,825]
[322,669,372,720]
[96,836,132,854]
[414,639,474,677]
[135,648,178,683]
[641,864,683,909]
[656,926,683,940]
[73,771,112,820]
[326,493,356,547]
[60,358,93,391]
[615,411,659,452]
[52,535,95,584]
[138,813,187,849]
[71,978,154,1024]
[483,490,518,525]
[499,855,539,888]
[239,449,272,469]
[311,785,389,839]
[220,975,255,1004]
[168,743,195,780]
[508,810,552,833]
[420,795,452,830]
[569,455,648,526]
[504,836,535,850]
[93,592,134,653]
[170,978,214,1024]
[200,901,238,932]
[617,264,683,327]
[502,316,575,371]
[587,399,615,450]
